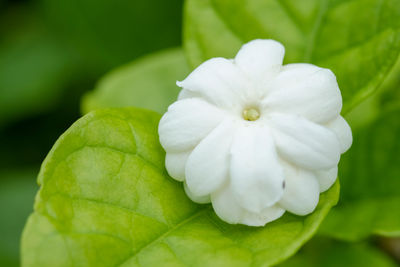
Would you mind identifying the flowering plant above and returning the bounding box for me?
[20,0,400,266]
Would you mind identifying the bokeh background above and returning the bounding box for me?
[0,0,183,265]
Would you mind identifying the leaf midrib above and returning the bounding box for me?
[115,207,211,267]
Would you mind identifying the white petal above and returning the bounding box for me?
[230,125,284,213]
[240,205,285,227]
[325,116,352,153]
[159,98,226,152]
[184,182,210,204]
[177,58,248,110]
[211,186,285,226]
[278,162,320,215]
[177,89,201,100]
[165,151,191,181]
[315,167,338,192]
[211,185,243,224]
[270,113,341,170]
[263,64,342,123]
[235,39,284,82]
[185,119,235,196]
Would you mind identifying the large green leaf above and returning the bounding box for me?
[82,48,190,115]
[0,169,38,267]
[278,237,397,267]
[319,108,400,241]
[379,55,400,110]
[184,0,400,112]
[22,108,339,267]
[344,52,400,131]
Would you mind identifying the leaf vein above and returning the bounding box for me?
[114,207,211,267]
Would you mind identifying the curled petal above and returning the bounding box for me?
[263,64,342,123]
[279,162,320,215]
[165,151,191,181]
[177,89,202,100]
[315,167,338,192]
[184,182,210,204]
[230,125,284,213]
[185,120,236,196]
[270,113,341,170]
[211,186,285,226]
[325,116,352,153]
[177,58,249,110]
[159,98,226,152]
[235,39,284,82]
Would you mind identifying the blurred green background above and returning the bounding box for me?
[0,0,183,265]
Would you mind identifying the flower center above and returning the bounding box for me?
[242,107,260,121]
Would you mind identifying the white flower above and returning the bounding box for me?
[158,39,352,226]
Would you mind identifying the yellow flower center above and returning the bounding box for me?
[242,108,260,121]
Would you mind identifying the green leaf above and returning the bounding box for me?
[0,169,38,267]
[319,108,400,241]
[81,48,190,115]
[22,108,339,267]
[344,50,400,131]
[379,55,400,110]
[278,237,397,267]
[183,0,400,112]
